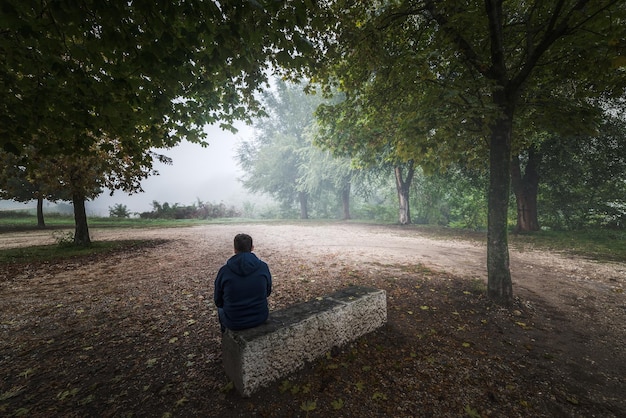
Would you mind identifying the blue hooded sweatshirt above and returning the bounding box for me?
[214,252,272,330]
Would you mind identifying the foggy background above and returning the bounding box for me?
[0,123,267,217]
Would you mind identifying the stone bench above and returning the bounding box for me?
[221,285,387,396]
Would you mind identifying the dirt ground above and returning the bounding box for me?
[0,222,624,417]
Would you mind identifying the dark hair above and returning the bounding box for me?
[234,233,253,253]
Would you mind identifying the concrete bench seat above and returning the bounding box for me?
[221,285,387,396]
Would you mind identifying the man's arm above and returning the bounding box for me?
[265,265,272,297]
[214,269,224,308]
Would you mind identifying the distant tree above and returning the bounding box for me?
[301,0,626,304]
[109,204,131,218]
[315,95,419,225]
[0,151,46,228]
[299,147,356,220]
[509,75,613,233]
[511,145,541,232]
[33,139,170,245]
[0,148,76,228]
[238,80,328,219]
[394,161,416,225]
[1,1,320,244]
[139,199,240,219]
[413,166,490,229]
[538,116,626,229]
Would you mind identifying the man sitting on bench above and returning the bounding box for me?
[214,233,272,332]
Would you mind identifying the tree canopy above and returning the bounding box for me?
[1,0,317,242]
[238,80,325,219]
[2,1,625,305]
[1,0,317,153]
[296,0,626,304]
[539,115,626,229]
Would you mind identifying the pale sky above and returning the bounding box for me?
[87,122,256,216]
[0,123,263,216]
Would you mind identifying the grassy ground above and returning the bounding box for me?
[509,228,626,262]
[1,213,625,263]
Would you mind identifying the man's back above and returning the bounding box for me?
[214,250,272,330]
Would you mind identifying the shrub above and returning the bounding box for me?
[109,203,131,218]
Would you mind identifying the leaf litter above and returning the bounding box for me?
[0,223,624,417]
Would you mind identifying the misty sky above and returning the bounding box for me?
[87,123,257,216]
[0,123,263,216]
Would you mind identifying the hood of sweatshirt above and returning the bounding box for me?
[226,252,262,277]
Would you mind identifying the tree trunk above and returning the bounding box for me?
[394,161,415,225]
[36,195,45,229]
[340,182,351,220]
[72,193,91,246]
[298,191,308,220]
[511,147,541,232]
[487,113,514,305]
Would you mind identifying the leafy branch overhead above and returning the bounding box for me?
[1,1,318,154]
[0,0,319,244]
[299,0,626,304]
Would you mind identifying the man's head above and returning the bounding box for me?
[234,233,254,253]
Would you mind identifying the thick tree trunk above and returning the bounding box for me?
[340,182,351,220]
[394,161,415,225]
[298,191,308,220]
[36,195,45,229]
[72,193,91,246]
[397,188,410,225]
[511,147,541,232]
[487,114,514,305]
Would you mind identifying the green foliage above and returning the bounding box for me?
[219,381,234,394]
[255,204,294,220]
[1,0,318,154]
[0,385,25,401]
[241,201,257,219]
[301,0,626,302]
[510,229,626,263]
[428,168,489,231]
[237,80,316,209]
[371,391,388,401]
[0,211,51,230]
[0,151,41,202]
[1,0,320,244]
[464,405,482,418]
[139,200,241,220]
[237,79,358,219]
[0,213,229,232]
[538,117,626,230]
[0,210,31,219]
[349,178,397,223]
[346,166,489,228]
[299,400,317,413]
[331,398,344,410]
[52,231,76,248]
[108,204,131,219]
[278,380,293,394]
[352,201,397,223]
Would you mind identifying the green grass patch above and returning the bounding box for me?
[509,229,626,263]
[0,209,33,219]
[0,240,162,264]
[378,223,626,263]
[1,213,624,263]
[0,214,254,232]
